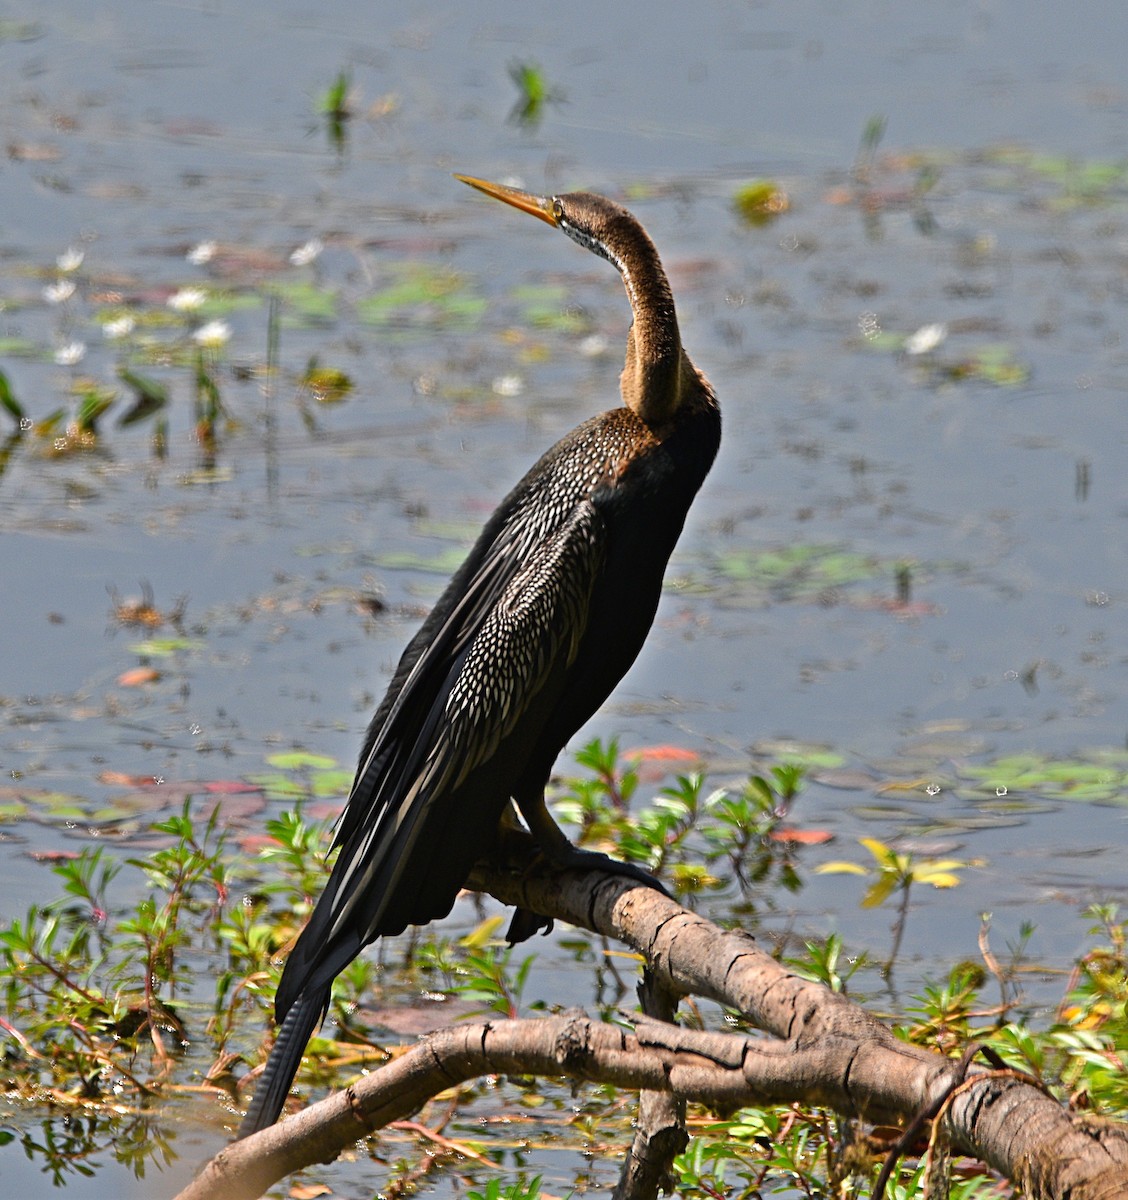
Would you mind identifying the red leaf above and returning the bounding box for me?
[238,833,284,854]
[97,770,159,788]
[769,827,834,845]
[26,849,81,863]
[624,744,702,762]
[624,744,704,782]
[118,666,160,687]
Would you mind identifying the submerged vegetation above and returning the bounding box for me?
[0,742,1125,1196]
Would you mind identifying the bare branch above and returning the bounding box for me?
[613,969,686,1200]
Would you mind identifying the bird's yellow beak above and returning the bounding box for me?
[455,175,559,227]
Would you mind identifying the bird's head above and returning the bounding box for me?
[456,174,693,429]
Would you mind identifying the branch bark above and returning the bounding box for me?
[175,862,1128,1200]
[612,968,686,1200]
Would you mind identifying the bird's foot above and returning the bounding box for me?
[504,849,668,944]
[506,906,553,944]
[538,843,673,900]
[491,808,672,943]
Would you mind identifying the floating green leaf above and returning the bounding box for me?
[964,344,1030,387]
[302,360,353,404]
[275,280,337,325]
[357,265,485,331]
[957,750,1128,804]
[512,284,588,333]
[245,773,308,800]
[0,20,42,42]
[310,769,353,798]
[714,544,881,598]
[126,637,203,657]
[266,751,338,771]
[200,291,262,318]
[373,547,470,574]
[733,180,789,227]
[751,739,846,770]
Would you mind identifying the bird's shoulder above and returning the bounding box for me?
[500,407,659,514]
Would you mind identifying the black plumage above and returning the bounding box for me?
[237,177,720,1138]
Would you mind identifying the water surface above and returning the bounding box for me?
[1,1,1126,1194]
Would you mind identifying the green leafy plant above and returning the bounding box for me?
[452,943,537,1021]
[786,932,867,995]
[0,748,1122,1196]
[466,1175,546,1200]
[318,69,352,150]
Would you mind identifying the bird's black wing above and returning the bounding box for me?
[273,498,606,1020]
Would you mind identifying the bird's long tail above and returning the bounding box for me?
[236,984,330,1139]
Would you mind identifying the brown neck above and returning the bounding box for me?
[613,227,692,428]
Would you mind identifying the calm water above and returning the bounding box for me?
[1,1,1127,1194]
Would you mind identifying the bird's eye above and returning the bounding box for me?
[552,198,564,221]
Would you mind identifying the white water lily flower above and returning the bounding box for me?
[103,315,136,340]
[491,374,523,397]
[56,247,84,273]
[289,237,324,266]
[43,279,76,304]
[193,319,231,348]
[55,341,86,366]
[187,240,217,266]
[167,286,208,312]
[905,322,948,356]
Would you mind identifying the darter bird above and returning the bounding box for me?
[236,174,721,1137]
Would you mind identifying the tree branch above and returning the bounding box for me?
[174,860,1128,1200]
[613,969,686,1200]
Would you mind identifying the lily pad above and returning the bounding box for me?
[310,769,354,798]
[357,265,486,331]
[373,547,469,574]
[265,751,338,771]
[275,280,338,325]
[0,337,40,358]
[955,750,1128,804]
[127,637,204,657]
[750,739,846,770]
[713,545,883,600]
[246,773,310,800]
[512,283,589,332]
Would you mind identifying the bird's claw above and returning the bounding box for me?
[538,844,673,900]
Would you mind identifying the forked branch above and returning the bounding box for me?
[175,862,1128,1200]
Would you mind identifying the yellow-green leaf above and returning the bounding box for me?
[915,870,962,889]
[860,836,897,866]
[862,875,900,909]
[459,914,505,949]
[814,861,870,876]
